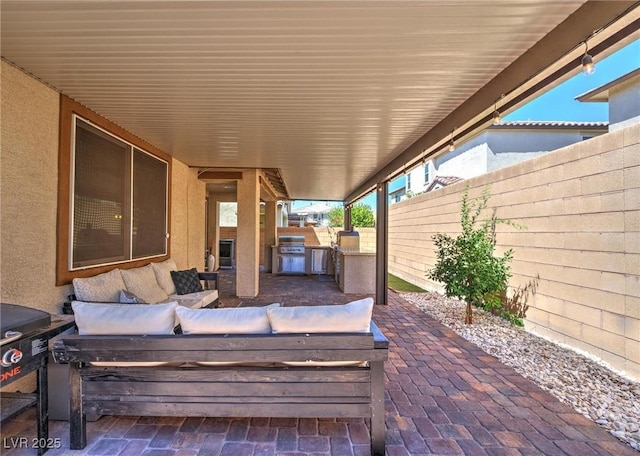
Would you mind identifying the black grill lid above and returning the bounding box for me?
[1,303,51,337]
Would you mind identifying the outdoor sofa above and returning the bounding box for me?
[54,298,389,455]
[68,258,219,310]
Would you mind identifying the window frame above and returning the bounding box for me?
[57,95,172,285]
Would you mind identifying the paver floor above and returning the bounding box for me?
[1,271,634,455]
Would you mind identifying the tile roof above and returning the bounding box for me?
[492,120,608,128]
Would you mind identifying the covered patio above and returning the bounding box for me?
[2,271,636,455]
[1,2,639,455]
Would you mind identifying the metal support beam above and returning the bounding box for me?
[344,205,353,232]
[375,182,388,305]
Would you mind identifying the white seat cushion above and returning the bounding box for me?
[165,289,218,309]
[120,264,169,304]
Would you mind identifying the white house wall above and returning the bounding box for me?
[433,142,490,181]
[609,80,640,132]
[484,130,580,171]
[407,128,605,195]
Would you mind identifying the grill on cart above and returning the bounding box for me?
[1,303,75,454]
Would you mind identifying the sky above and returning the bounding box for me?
[292,39,640,211]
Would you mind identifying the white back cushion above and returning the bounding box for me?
[72,269,126,303]
[120,264,169,304]
[267,298,374,334]
[72,301,178,335]
[151,258,178,295]
[176,304,280,335]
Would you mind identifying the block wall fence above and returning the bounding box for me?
[388,124,639,381]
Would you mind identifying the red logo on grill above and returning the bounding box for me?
[1,348,23,367]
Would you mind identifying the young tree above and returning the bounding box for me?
[328,207,344,227]
[328,204,375,228]
[351,203,375,227]
[428,187,519,324]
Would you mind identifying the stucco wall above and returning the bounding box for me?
[389,125,640,380]
[1,61,206,311]
[171,161,207,271]
[1,61,71,312]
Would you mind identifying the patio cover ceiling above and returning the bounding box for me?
[1,1,638,202]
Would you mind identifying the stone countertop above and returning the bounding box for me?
[335,247,376,256]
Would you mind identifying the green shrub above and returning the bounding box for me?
[428,186,523,324]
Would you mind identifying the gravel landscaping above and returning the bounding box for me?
[401,291,640,452]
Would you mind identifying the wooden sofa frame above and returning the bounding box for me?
[54,321,389,455]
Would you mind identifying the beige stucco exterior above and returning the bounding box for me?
[389,125,640,380]
[170,159,207,271]
[1,61,70,311]
[0,61,206,315]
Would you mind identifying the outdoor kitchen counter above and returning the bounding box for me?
[335,247,376,294]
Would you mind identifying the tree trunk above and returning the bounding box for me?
[465,301,473,324]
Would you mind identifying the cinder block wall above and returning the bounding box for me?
[389,125,639,380]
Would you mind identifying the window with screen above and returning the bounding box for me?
[70,116,168,269]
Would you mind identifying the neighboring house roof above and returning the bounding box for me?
[489,120,608,129]
[575,68,640,102]
[389,187,405,197]
[425,176,464,192]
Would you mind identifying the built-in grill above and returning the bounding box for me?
[1,303,75,455]
[278,235,305,254]
[277,235,306,274]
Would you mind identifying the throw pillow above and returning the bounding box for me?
[120,264,169,303]
[175,303,280,335]
[171,268,203,295]
[267,297,374,334]
[72,269,126,303]
[71,301,178,335]
[119,289,140,304]
[151,258,178,295]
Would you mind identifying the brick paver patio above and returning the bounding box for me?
[1,271,634,455]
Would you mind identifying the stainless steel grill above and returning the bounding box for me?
[277,235,306,274]
[278,235,305,254]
